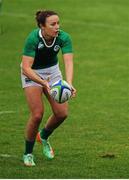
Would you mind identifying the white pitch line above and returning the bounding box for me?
[0,154,12,158]
[0,154,18,158]
[1,12,129,31]
[1,12,30,18]
[82,21,129,31]
[0,110,16,115]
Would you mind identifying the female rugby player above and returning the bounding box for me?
[21,10,76,166]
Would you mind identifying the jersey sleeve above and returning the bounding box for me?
[23,34,37,58]
[61,34,73,54]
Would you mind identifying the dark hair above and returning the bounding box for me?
[35,10,58,27]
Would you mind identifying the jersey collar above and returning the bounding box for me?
[39,29,56,48]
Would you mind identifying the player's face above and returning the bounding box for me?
[42,15,60,38]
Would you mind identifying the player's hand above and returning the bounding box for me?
[70,85,77,98]
[42,79,50,93]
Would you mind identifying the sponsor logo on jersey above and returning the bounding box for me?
[54,45,60,52]
[38,42,44,49]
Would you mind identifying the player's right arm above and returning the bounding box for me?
[22,55,50,91]
[22,30,50,91]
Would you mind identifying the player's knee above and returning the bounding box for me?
[55,111,68,121]
[32,111,44,124]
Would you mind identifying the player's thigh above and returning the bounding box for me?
[24,86,44,114]
[44,88,68,117]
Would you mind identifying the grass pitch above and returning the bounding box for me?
[0,0,129,178]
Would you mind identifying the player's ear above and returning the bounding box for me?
[40,24,45,29]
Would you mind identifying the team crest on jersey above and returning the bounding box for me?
[38,42,44,49]
[54,45,60,52]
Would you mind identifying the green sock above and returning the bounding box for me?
[24,140,35,155]
[40,128,53,140]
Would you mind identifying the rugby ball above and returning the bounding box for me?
[50,80,72,103]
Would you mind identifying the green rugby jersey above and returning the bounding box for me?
[23,29,73,69]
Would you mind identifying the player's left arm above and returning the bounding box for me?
[63,53,76,97]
